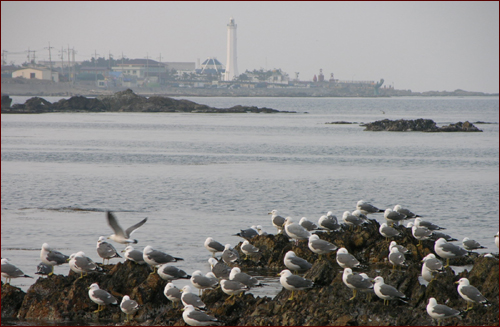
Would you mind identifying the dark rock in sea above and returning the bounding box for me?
[2,219,498,326]
[325,121,354,124]
[1,94,12,109]
[361,118,482,132]
[1,89,294,114]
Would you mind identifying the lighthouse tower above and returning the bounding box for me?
[224,17,238,81]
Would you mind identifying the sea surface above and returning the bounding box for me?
[1,96,499,300]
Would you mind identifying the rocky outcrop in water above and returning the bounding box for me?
[1,89,293,114]
[361,119,482,132]
[2,218,498,326]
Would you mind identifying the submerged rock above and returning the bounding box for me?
[361,118,482,132]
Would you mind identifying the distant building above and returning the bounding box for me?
[12,67,59,82]
[111,59,166,78]
[197,57,225,75]
[162,62,196,73]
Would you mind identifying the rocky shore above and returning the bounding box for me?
[0,89,295,114]
[2,219,498,326]
[360,119,483,132]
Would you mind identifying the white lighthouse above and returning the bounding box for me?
[224,17,238,81]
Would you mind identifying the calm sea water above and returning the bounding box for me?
[1,96,498,296]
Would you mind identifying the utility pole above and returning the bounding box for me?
[45,42,54,79]
[1,50,7,65]
[67,45,71,82]
[94,50,99,82]
[59,46,65,75]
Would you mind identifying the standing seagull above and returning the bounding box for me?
[388,247,407,271]
[393,204,420,218]
[426,297,461,326]
[299,217,319,231]
[40,243,70,275]
[182,304,221,326]
[421,253,444,282]
[96,236,121,264]
[106,211,148,245]
[143,245,183,274]
[284,251,312,274]
[35,262,52,277]
[434,238,468,268]
[1,258,33,284]
[318,214,340,231]
[372,276,408,305]
[383,208,407,226]
[462,237,487,252]
[379,223,401,240]
[495,232,499,248]
[68,251,103,279]
[208,257,231,279]
[164,283,182,307]
[455,277,490,311]
[121,245,146,264]
[284,217,311,245]
[229,267,263,288]
[308,234,337,259]
[204,237,225,257]
[240,240,260,260]
[269,209,286,233]
[191,270,218,295]
[356,200,384,215]
[120,295,139,323]
[88,283,117,313]
[336,248,361,269]
[157,264,191,282]
[342,211,366,230]
[181,285,206,310]
[342,267,373,300]
[278,269,313,301]
[221,244,240,265]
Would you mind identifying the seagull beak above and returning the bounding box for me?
[454,281,459,284]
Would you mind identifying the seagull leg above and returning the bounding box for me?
[349,289,357,301]
[444,258,450,268]
[288,290,294,301]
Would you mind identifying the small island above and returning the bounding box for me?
[360,119,482,132]
[0,89,296,114]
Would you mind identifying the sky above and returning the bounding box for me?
[1,1,498,93]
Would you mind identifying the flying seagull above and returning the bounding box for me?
[106,211,148,245]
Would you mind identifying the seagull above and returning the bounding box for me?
[308,234,337,259]
[96,236,121,264]
[352,210,369,221]
[411,222,433,246]
[278,269,313,301]
[181,285,206,310]
[269,209,286,233]
[1,258,33,284]
[426,297,461,326]
[318,214,340,231]
[462,237,487,252]
[88,283,117,313]
[372,276,408,305]
[233,226,259,240]
[121,245,146,264]
[229,267,262,288]
[429,231,458,242]
[342,211,366,230]
[356,200,384,215]
[191,270,218,295]
[182,304,221,326]
[299,217,319,231]
[284,217,311,245]
[414,217,445,230]
[35,262,52,277]
[388,247,407,271]
[455,277,490,311]
[142,245,183,274]
[157,264,191,282]
[208,257,231,279]
[342,267,373,300]
[389,241,410,255]
[164,283,182,308]
[393,204,420,218]
[106,211,147,245]
[379,223,401,240]
[421,253,444,282]
[40,243,70,275]
[221,244,240,265]
[120,295,139,323]
[204,237,225,257]
[220,279,249,298]
[383,208,407,226]
[69,251,103,279]
[336,247,361,269]
[283,251,312,274]
[495,232,499,248]
[434,238,468,267]
[240,240,260,260]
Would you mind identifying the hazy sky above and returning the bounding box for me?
[2,1,498,93]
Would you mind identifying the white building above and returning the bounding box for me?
[12,68,59,82]
[224,17,238,81]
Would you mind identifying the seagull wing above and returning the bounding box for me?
[107,211,125,237]
[124,217,148,238]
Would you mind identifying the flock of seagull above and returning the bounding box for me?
[1,201,498,326]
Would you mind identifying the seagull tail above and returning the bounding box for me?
[24,274,34,279]
[174,257,184,261]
